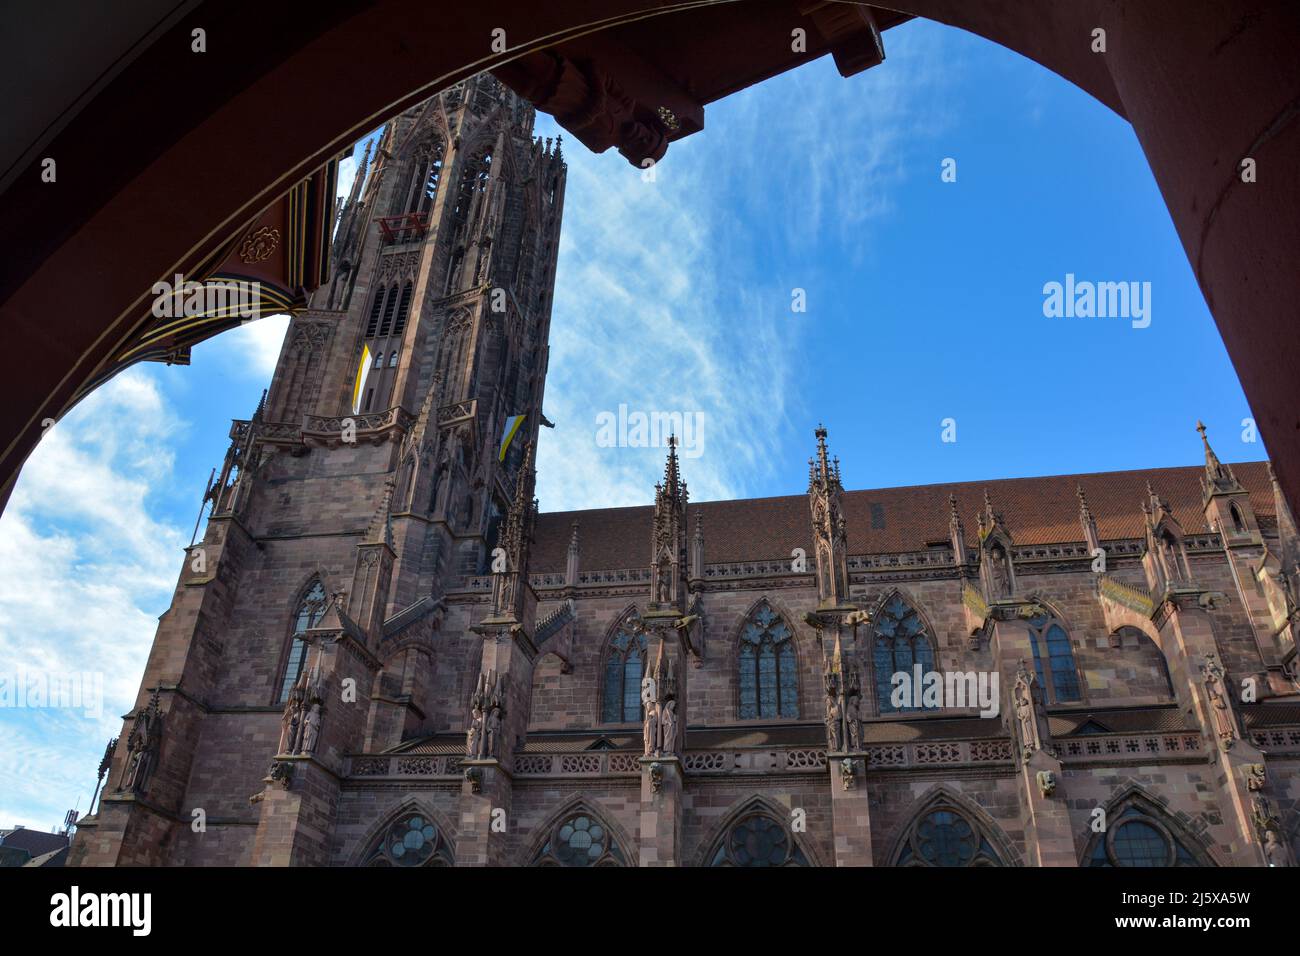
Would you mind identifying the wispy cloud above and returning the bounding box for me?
[0,369,187,828]
[534,22,954,512]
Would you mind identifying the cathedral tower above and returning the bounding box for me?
[70,74,566,866]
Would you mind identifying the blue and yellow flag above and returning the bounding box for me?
[499,413,526,461]
[351,345,372,414]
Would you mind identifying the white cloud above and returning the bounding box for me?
[535,24,954,512]
[0,368,188,828]
[196,313,289,380]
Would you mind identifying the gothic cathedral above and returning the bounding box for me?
[70,75,1300,868]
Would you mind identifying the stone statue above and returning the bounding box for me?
[1036,770,1057,798]
[1013,661,1041,758]
[825,697,842,752]
[466,669,504,759]
[1246,763,1266,792]
[116,691,163,795]
[1200,653,1239,749]
[643,699,660,757]
[278,684,303,755]
[990,545,1009,598]
[466,706,483,758]
[1263,829,1291,867]
[844,691,863,752]
[659,698,677,756]
[485,703,503,758]
[300,702,322,754]
[640,675,656,710]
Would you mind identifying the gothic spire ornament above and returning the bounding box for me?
[808,425,850,609]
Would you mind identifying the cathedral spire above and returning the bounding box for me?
[808,425,850,609]
[1197,420,1243,501]
[650,436,689,610]
[365,475,397,547]
[1077,483,1101,554]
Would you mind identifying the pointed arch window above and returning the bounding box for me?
[417,144,445,215]
[1086,801,1208,867]
[377,284,399,336]
[531,811,626,867]
[364,287,386,337]
[708,811,809,867]
[278,581,327,703]
[390,282,413,336]
[873,593,937,713]
[602,622,646,724]
[1027,613,1082,703]
[738,601,798,720]
[894,805,1006,867]
[363,812,453,866]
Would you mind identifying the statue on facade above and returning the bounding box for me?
[990,546,1009,598]
[825,696,842,753]
[116,690,163,795]
[300,701,322,754]
[1013,660,1048,760]
[466,670,505,760]
[279,682,304,755]
[1200,652,1240,749]
[277,662,324,756]
[659,698,677,755]
[485,701,503,758]
[466,705,484,757]
[1263,829,1292,867]
[844,689,863,752]
[642,699,660,756]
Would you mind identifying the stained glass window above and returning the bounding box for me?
[894,806,1005,867]
[1027,613,1082,703]
[602,623,646,723]
[532,812,626,867]
[1087,805,1206,867]
[708,813,809,867]
[364,813,452,866]
[873,593,937,713]
[278,580,327,703]
[738,601,798,719]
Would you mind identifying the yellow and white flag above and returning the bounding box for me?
[352,345,372,415]
[499,413,526,461]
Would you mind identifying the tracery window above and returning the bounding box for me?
[531,812,626,867]
[1026,612,1082,703]
[894,807,1006,867]
[1086,804,1206,867]
[602,621,646,723]
[873,593,937,713]
[708,812,809,867]
[363,813,453,866]
[278,580,327,703]
[738,601,798,720]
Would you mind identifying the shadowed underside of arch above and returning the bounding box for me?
[3,0,1300,524]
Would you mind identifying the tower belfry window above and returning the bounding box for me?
[365,288,386,337]
[391,282,413,335]
[418,153,444,215]
[378,284,399,336]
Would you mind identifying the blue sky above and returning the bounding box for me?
[0,19,1259,830]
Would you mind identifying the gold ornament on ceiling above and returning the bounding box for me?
[238,226,281,263]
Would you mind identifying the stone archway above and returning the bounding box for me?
[4,0,1298,518]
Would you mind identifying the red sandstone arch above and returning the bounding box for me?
[726,594,812,722]
[885,782,1024,867]
[344,795,459,866]
[519,793,638,866]
[4,0,1298,518]
[693,792,824,867]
